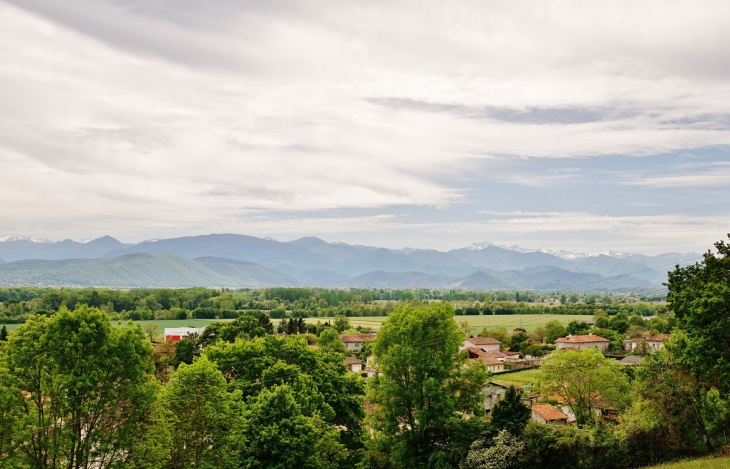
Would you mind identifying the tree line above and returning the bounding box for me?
[0,286,662,326]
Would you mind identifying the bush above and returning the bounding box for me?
[269,309,287,319]
[219,310,239,319]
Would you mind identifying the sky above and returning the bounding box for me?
[1,0,729,254]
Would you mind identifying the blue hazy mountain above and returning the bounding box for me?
[0,233,696,289]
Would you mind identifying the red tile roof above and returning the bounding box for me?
[467,337,501,345]
[344,357,363,364]
[556,334,610,344]
[341,333,377,343]
[532,403,567,422]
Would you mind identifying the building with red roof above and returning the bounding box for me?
[555,334,610,352]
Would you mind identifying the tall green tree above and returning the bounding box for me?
[622,334,730,454]
[538,348,629,426]
[1,306,157,468]
[204,334,365,462]
[164,356,239,469]
[257,313,274,334]
[333,315,350,333]
[490,386,531,436]
[666,235,730,392]
[544,320,565,343]
[0,326,7,342]
[237,383,347,469]
[366,303,489,468]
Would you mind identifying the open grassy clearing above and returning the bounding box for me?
[126,319,235,334]
[348,314,592,333]
[490,368,542,388]
[644,456,730,469]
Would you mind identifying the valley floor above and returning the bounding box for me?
[2,313,594,334]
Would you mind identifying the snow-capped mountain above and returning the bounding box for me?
[466,241,595,260]
[465,241,700,264]
[0,235,51,243]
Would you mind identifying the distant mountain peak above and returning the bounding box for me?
[142,237,167,243]
[263,236,279,242]
[0,235,52,243]
[466,241,495,250]
[466,241,594,260]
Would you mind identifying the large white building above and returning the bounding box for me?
[164,326,206,342]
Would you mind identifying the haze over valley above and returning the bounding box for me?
[0,233,698,289]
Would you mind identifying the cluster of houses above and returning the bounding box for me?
[165,325,664,427]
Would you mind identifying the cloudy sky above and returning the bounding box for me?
[1,0,729,254]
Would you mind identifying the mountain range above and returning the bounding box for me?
[0,234,700,290]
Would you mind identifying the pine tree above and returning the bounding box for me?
[490,385,531,435]
[287,318,297,335]
[0,325,7,341]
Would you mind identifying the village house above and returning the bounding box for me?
[344,357,363,373]
[340,333,377,351]
[462,336,502,352]
[483,382,527,410]
[623,334,671,352]
[531,403,568,426]
[555,334,610,352]
[362,355,378,378]
[471,356,504,374]
[164,326,206,342]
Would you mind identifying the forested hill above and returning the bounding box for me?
[0,234,697,289]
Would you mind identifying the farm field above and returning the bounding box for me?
[348,314,592,333]
[127,319,234,334]
[2,313,592,334]
[490,368,541,388]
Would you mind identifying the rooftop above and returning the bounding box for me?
[344,357,362,364]
[556,334,610,344]
[467,337,501,345]
[532,403,568,422]
[472,357,503,366]
[341,333,377,343]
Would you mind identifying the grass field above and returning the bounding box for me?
[348,314,592,333]
[490,368,541,388]
[2,313,591,334]
[645,456,730,468]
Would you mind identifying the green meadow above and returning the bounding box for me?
[2,313,592,335]
[348,313,592,333]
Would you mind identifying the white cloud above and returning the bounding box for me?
[0,1,729,249]
[623,162,730,188]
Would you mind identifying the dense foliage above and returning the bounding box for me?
[0,237,728,468]
[0,286,665,327]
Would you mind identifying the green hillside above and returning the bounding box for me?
[0,253,238,288]
[194,257,297,287]
[0,253,307,288]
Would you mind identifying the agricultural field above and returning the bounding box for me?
[2,313,592,334]
[348,313,592,333]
